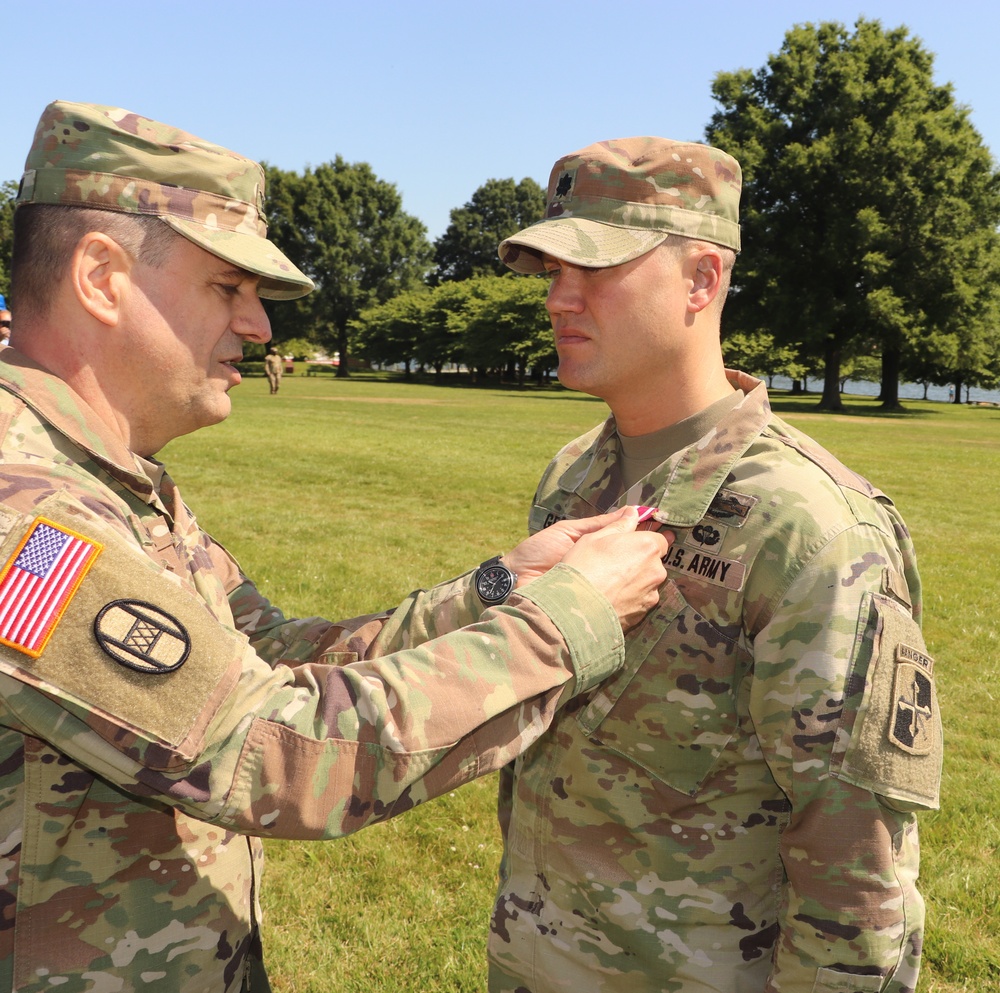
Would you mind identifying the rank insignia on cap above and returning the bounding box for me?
[889,643,935,755]
[547,168,577,217]
[0,518,103,658]
[94,599,190,675]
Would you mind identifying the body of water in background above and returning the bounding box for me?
[768,376,1000,405]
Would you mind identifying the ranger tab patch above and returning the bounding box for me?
[0,518,103,658]
[889,643,935,755]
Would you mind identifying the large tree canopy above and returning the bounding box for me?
[0,181,17,307]
[708,18,1000,410]
[263,159,432,375]
[432,177,545,283]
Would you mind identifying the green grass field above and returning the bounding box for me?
[161,370,1000,992]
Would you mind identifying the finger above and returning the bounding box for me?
[549,506,632,539]
[593,505,638,535]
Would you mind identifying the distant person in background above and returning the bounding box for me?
[0,308,10,344]
[478,135,943,993]
[0,101,671,991]
[264,344,283,393]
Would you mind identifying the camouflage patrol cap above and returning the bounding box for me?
[16,100,313,300]
[499,137,742,274]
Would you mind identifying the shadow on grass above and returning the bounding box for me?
[767,392,941,418]
[305,369,609,401]
[296,372,983,417]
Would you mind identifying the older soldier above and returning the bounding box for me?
[0,104,670,991]
[479,138,942,991]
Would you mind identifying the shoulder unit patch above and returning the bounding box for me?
[889,643,935,755]
[94,599,191,675]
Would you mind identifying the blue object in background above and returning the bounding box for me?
[0,295,6,309]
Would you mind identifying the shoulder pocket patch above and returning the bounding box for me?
[0,495,245,768]
[831,592,942,810]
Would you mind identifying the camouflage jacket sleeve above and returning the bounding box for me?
[226,560,489,669]
[749,520,938,992]
[0,490,624,840]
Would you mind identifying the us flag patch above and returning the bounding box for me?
[0,518,103,658]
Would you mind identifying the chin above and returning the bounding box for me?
[556,367,600,399]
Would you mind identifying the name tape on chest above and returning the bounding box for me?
[664,543,746,591]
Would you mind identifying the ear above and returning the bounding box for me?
[70,232,131,327]
[687,248,724,314]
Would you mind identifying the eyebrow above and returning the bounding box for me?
[215,265,260,284]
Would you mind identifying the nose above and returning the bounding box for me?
[545,266,585,317]
[233,287,272,345]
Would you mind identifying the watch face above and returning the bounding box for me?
[477,564,514,604]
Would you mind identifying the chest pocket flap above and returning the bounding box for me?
[576,579,747,796]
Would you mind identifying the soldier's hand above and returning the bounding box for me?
[558,507,672,632]
[505,507,671,632]
[504,507,651,586]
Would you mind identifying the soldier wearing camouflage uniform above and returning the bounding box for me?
[0,104,671,991]
[483,138,943,992]
[264,346,283,393]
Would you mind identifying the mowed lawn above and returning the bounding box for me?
[160,370,1000,992]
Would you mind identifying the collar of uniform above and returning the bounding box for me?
[560,371,772,527]
[0,347,159,502]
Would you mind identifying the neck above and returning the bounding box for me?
[612,360,733,437]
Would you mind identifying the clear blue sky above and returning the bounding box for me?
[4,0,997,240]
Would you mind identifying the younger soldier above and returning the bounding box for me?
[482,137,943,992]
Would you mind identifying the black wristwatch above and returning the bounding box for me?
[475,556,517,606]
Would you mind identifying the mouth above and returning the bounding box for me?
[555,330,591,347]
[218,357,243,385]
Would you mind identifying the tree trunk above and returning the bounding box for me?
[336,328,350,378]
[817,342,845,411]
[952,378,963,403]
[879,347,904,411]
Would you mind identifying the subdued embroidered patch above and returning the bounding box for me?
[0,517,103,658]
[889,643,935,755]
[705,488,758,526]
[94,598,191,675]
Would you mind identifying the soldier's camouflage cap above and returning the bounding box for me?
[499,136,742,274]
[16,100,314,300]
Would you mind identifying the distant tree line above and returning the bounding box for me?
[1,18,998,404]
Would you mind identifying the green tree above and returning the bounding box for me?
[0,180,17,306]
[353,290,434,376]
[433,177,545,283]
[460,276,553,383]
[708,18,1000,411]
[262,160,432,377]
[353,276,554,385]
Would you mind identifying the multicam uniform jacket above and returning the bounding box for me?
[0,349,626,992]
[487,371,942,993]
